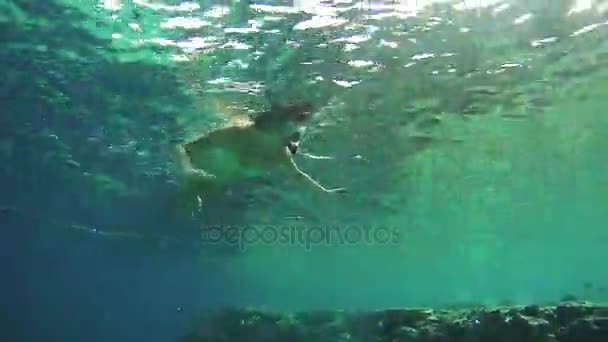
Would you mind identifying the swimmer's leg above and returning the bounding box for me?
[176,144,216,180]
[174,144,222,213]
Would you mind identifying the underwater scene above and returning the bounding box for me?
[2,0,608,341]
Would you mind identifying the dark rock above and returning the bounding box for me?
[555,302,594,327]
[522,305,542,318]
[558,317,608,342]
[508,313,553,342]
[592,308,608,318]
[381,308,434,331]
[444,318,470,341]
[594,317,608,329]
[181,302,608,342]
[393,326,419,340]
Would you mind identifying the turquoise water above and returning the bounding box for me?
[3,0,608,340]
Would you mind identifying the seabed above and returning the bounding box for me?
[182,301,608,342]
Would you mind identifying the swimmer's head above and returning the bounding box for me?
[286,141,299,154]
[285,125,307,154]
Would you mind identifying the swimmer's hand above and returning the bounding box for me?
[323,186,347,194]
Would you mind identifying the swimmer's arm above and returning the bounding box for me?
[289,127,334,160]
[285,146,346,193]
[299,152,334,160]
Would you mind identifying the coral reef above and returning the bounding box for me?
[181,301,608,342]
